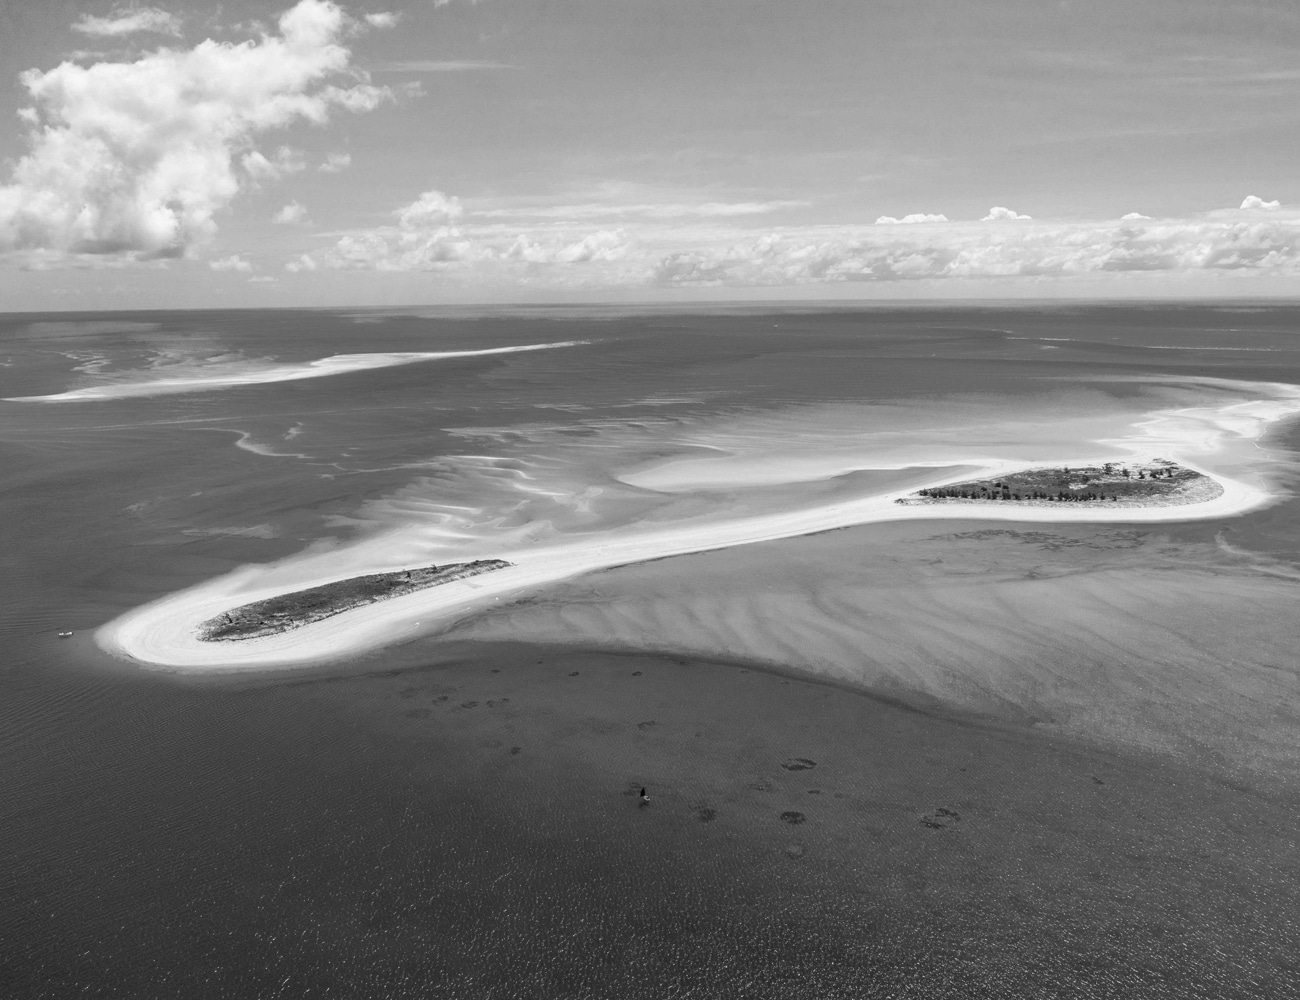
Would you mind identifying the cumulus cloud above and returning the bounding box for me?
[875,213,949,225]
[242,146,307,183]
[1240,195,1281,210]
[209,254,252,271]
[982,206,1032,221]
[273,201,311,225]
[504,230,628,264]
[364,12,399,27]
[1120,212,1151,220]
[0,0,393,260]
[397,189,464,229]
[294,189,467,270]
[72,6,182,37]
[318,152,352,173]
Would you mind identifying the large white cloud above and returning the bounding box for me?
[72,7,183,37]
[1240,195,1280,210]
[0,0,391,260]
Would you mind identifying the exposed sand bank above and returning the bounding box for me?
[96,455,1273,671]
[6,341,585,402]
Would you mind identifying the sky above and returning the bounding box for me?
[1,0,1300,309]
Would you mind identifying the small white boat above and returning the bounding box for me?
[57,631,73,638]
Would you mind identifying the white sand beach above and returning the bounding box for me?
[97,454,1273,671]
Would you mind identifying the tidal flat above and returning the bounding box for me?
[450,516,1300,785]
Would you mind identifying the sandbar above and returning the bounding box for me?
[7,341,584,402]
[95,454,1273,672]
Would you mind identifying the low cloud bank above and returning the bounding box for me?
[291,187,1300,289]
[293,188,632,273]
[652,211,1300,286]
[274,181,1297,289]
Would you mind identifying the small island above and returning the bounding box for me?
[197,559,512,642]
[898,459,1223,509]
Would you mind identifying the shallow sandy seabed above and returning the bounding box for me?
[450,518,1300,783]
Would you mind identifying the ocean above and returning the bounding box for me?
[2,303,1299,997]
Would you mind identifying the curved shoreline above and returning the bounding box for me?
[95,456,1276,672]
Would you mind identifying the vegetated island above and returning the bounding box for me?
[897,459,1223,509]
[196,559,512,642]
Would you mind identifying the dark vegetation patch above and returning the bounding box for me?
[906,460,1214,505]
[197,559,511,641]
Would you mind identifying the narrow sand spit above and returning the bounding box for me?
[6,341,585,403]
[97,457,1272,671]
